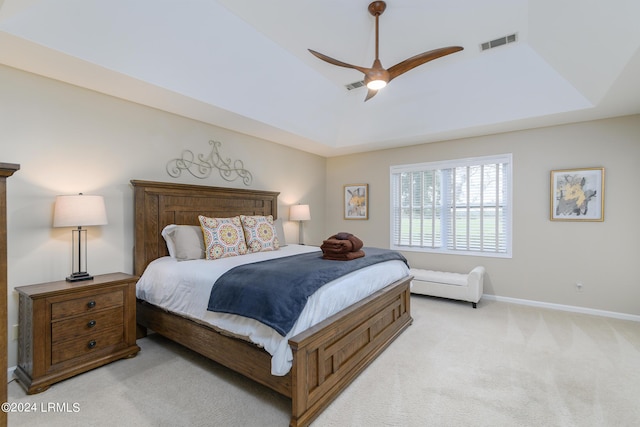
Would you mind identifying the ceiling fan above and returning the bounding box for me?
[309,1,463,101]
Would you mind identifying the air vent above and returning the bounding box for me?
[480,33,517,51]
[345,80,365,91]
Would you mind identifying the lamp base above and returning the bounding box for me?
[298,221,304,245]
[66,272,93,282]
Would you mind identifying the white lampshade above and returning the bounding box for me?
[290,204,311,221]
[53,194,108,227]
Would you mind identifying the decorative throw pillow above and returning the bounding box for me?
[198,215,247,260]
[240,215,280,253]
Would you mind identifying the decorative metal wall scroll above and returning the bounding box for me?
[167,140,253,186]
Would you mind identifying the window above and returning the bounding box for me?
[390,154,512,257]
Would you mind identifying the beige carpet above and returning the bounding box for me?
[7,296,640,426]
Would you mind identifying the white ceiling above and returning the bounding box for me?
[1,0,639,157]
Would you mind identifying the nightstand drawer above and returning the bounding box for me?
[51,326,124,365]
[51,306,124,343]
[51,289,123,320]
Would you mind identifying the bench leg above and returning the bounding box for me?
[472,302,477,309]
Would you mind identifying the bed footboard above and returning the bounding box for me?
[136,275,412,427]
[288,275,413,427]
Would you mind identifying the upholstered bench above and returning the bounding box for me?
[409,266,485,308]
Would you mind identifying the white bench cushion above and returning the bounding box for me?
[410,269,468,286]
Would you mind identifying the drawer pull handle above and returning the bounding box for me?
[87,340,97,349]
[87,320,97,328]
[87,300,96,309]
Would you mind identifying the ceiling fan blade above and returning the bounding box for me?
[387,46,463,81]
[364,88,378,101]
[308,49,370,74]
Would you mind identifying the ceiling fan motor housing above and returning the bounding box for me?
[364,59,390,88]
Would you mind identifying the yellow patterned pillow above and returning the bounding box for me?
[240,215,280,253]
[198,215,247,260]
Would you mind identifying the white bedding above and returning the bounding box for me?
[136,244,409,375]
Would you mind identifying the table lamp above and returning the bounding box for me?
[53,193,108,282]
[290,204,311,245]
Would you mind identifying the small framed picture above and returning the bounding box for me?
[550,167,604,221]
[344,184,368,220]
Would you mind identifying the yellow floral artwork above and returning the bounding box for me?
[344,184,368,220]
[550,168,604,221]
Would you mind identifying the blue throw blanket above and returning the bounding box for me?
[207,247,408,336]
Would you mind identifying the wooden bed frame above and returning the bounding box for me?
[131,180,413,427]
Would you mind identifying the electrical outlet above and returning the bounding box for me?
[575,282,584,293]
[12,324,18,341]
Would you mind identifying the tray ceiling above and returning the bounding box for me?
[1,0,639,156]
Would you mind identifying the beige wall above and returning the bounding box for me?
[0,65,326,367]
[326,115,640,316]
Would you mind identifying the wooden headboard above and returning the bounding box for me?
[131,180,279,276]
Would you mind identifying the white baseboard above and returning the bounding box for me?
[482,294,640,322]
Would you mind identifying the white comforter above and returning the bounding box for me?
[136,244,409,375]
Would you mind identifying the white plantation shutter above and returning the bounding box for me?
[390,154,512,257]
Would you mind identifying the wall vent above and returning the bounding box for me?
[345,80,365,91]
[481,33,517,51]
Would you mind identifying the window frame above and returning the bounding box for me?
[389,153,513,258]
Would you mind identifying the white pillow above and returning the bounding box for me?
[161,224,205,260]
[274,218,287,247]
[161,224,178,257]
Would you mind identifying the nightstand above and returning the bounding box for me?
[14,273,140,394]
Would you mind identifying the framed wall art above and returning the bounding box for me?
[344,184,368,220]
[550,167,604,221]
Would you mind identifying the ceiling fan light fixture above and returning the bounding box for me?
[366,79,387,90]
